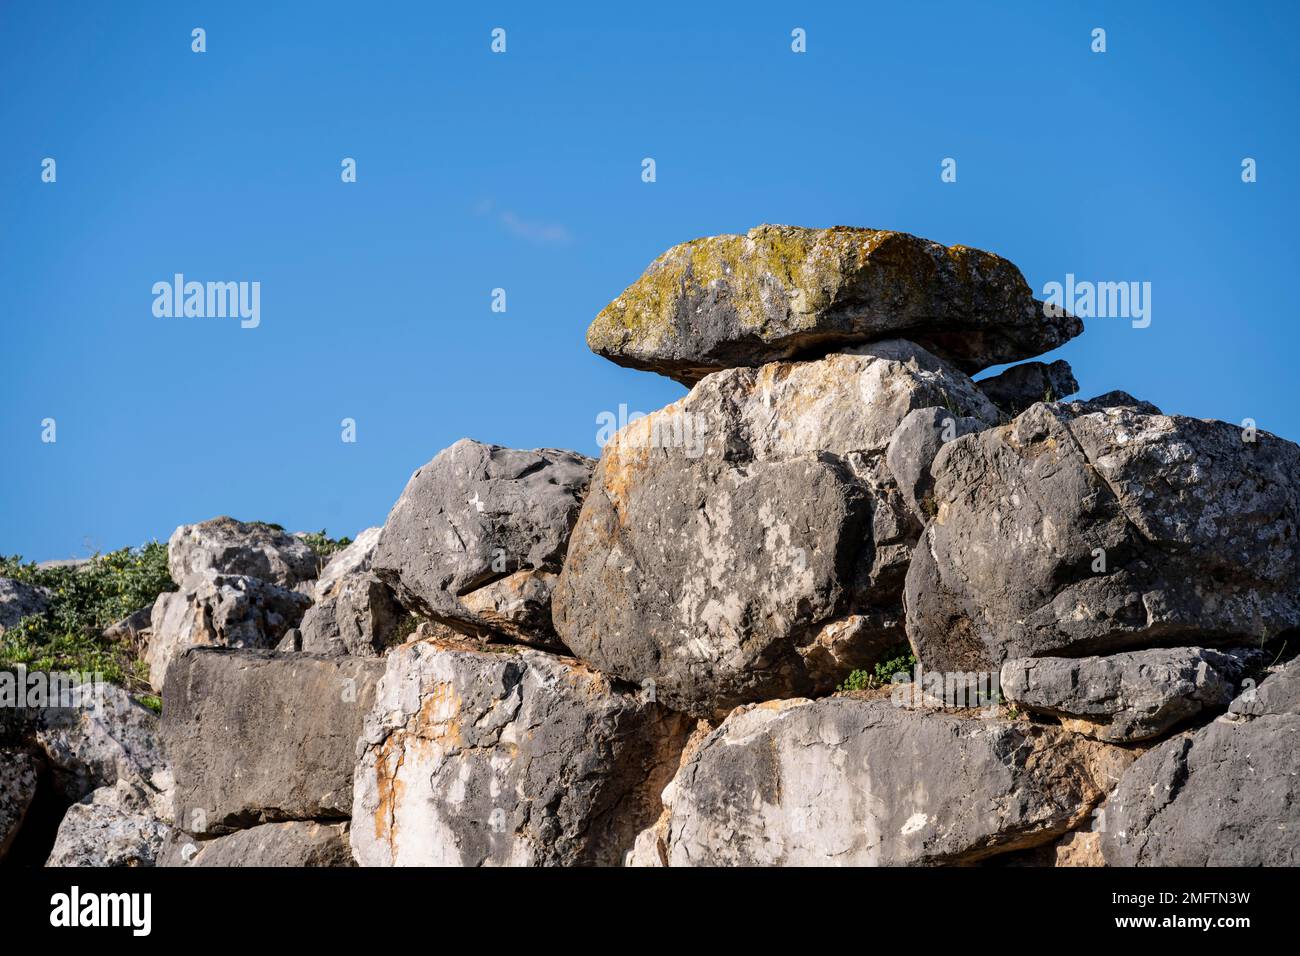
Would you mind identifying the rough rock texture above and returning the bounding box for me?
[586,225,1081,385]
[0,577,50,633]
[147,572,311,690]
[1101,660,1300,866]
[1001,646,1263,742]
[906,401,1300,672]
[976,359,1079,416]
[373,439,592,650]
[311,527,381,600]
[167,516,320,589]
[163,648,383,834]
[885,406,988,521]
[0,750,38,861]
[352,638,692,867]
[34,682,173,804]
[554,340,1000,716]
[299,572,403,657]
[171,821,354,867]
[638,697,1129,866]
[46,780,171,867]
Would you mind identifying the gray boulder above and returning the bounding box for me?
[1001,646,1264,742]
[46,780,172,867]
[906,402,1300,672]
[1101,660,1300,865]
[0,577,50,633]
[636,697,1129,866]
[299,572,404,657]
[1228,661,1300,719]
[885,406,988,521]
[167,516,320,588]
[168,821,354,867]
[0,750,38,861]
[372,439,593,650]
[34,681,172,804]
[554,340,1000,716]
[163,648,383,835]
[351,637,691,866]
[147,571,311,690]
[975,359,1078,416]
[586,224,1081,385]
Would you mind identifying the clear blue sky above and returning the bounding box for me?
[2,1,1296,561]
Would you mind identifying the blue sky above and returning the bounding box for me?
[2,1,1296,560]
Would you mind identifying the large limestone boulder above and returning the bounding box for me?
[553,340,1000,716]
[351,637,692,867]
[163,648,383,835]
[46,779,172,867]
[167,516,320,589]
[1101,660,1300,865]
[1000,646,1264,742]
[906,400,1300,672]
[975,359,1078,416]
[372,439,593,650]
[0,750,38,862]
[635,697,1129,866]
[34,681,172,803]
[147,572,311,690]
[586,225,1081,385]
[0,577,50,633]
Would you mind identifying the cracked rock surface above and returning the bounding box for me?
[587,224,1081,385]
[906,400,1300,672]
[555,340,999,716]
[1101,660,1300,865]
[633,696,1130,866]
[351,636,691,866]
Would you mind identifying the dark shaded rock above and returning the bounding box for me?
[162,648,383,835]
[976,359,1079,416]
[351,637,691,866]
[906,403,1300,672]
[0,577,50,633]
[0,750,38,861]
[1000,646,1265,742]
[372,439,592,650]
[1101,661,1300,865]
[555,341,999,717]
[587,224,1082,385]
[299,573,403,657]
[885,406,988,521]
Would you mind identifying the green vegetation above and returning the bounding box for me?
[1,543,174,693]
[837,647,918,693]
[299,529,353,561]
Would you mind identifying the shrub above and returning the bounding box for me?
[0,542,175,692]
[837,647,917,693]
